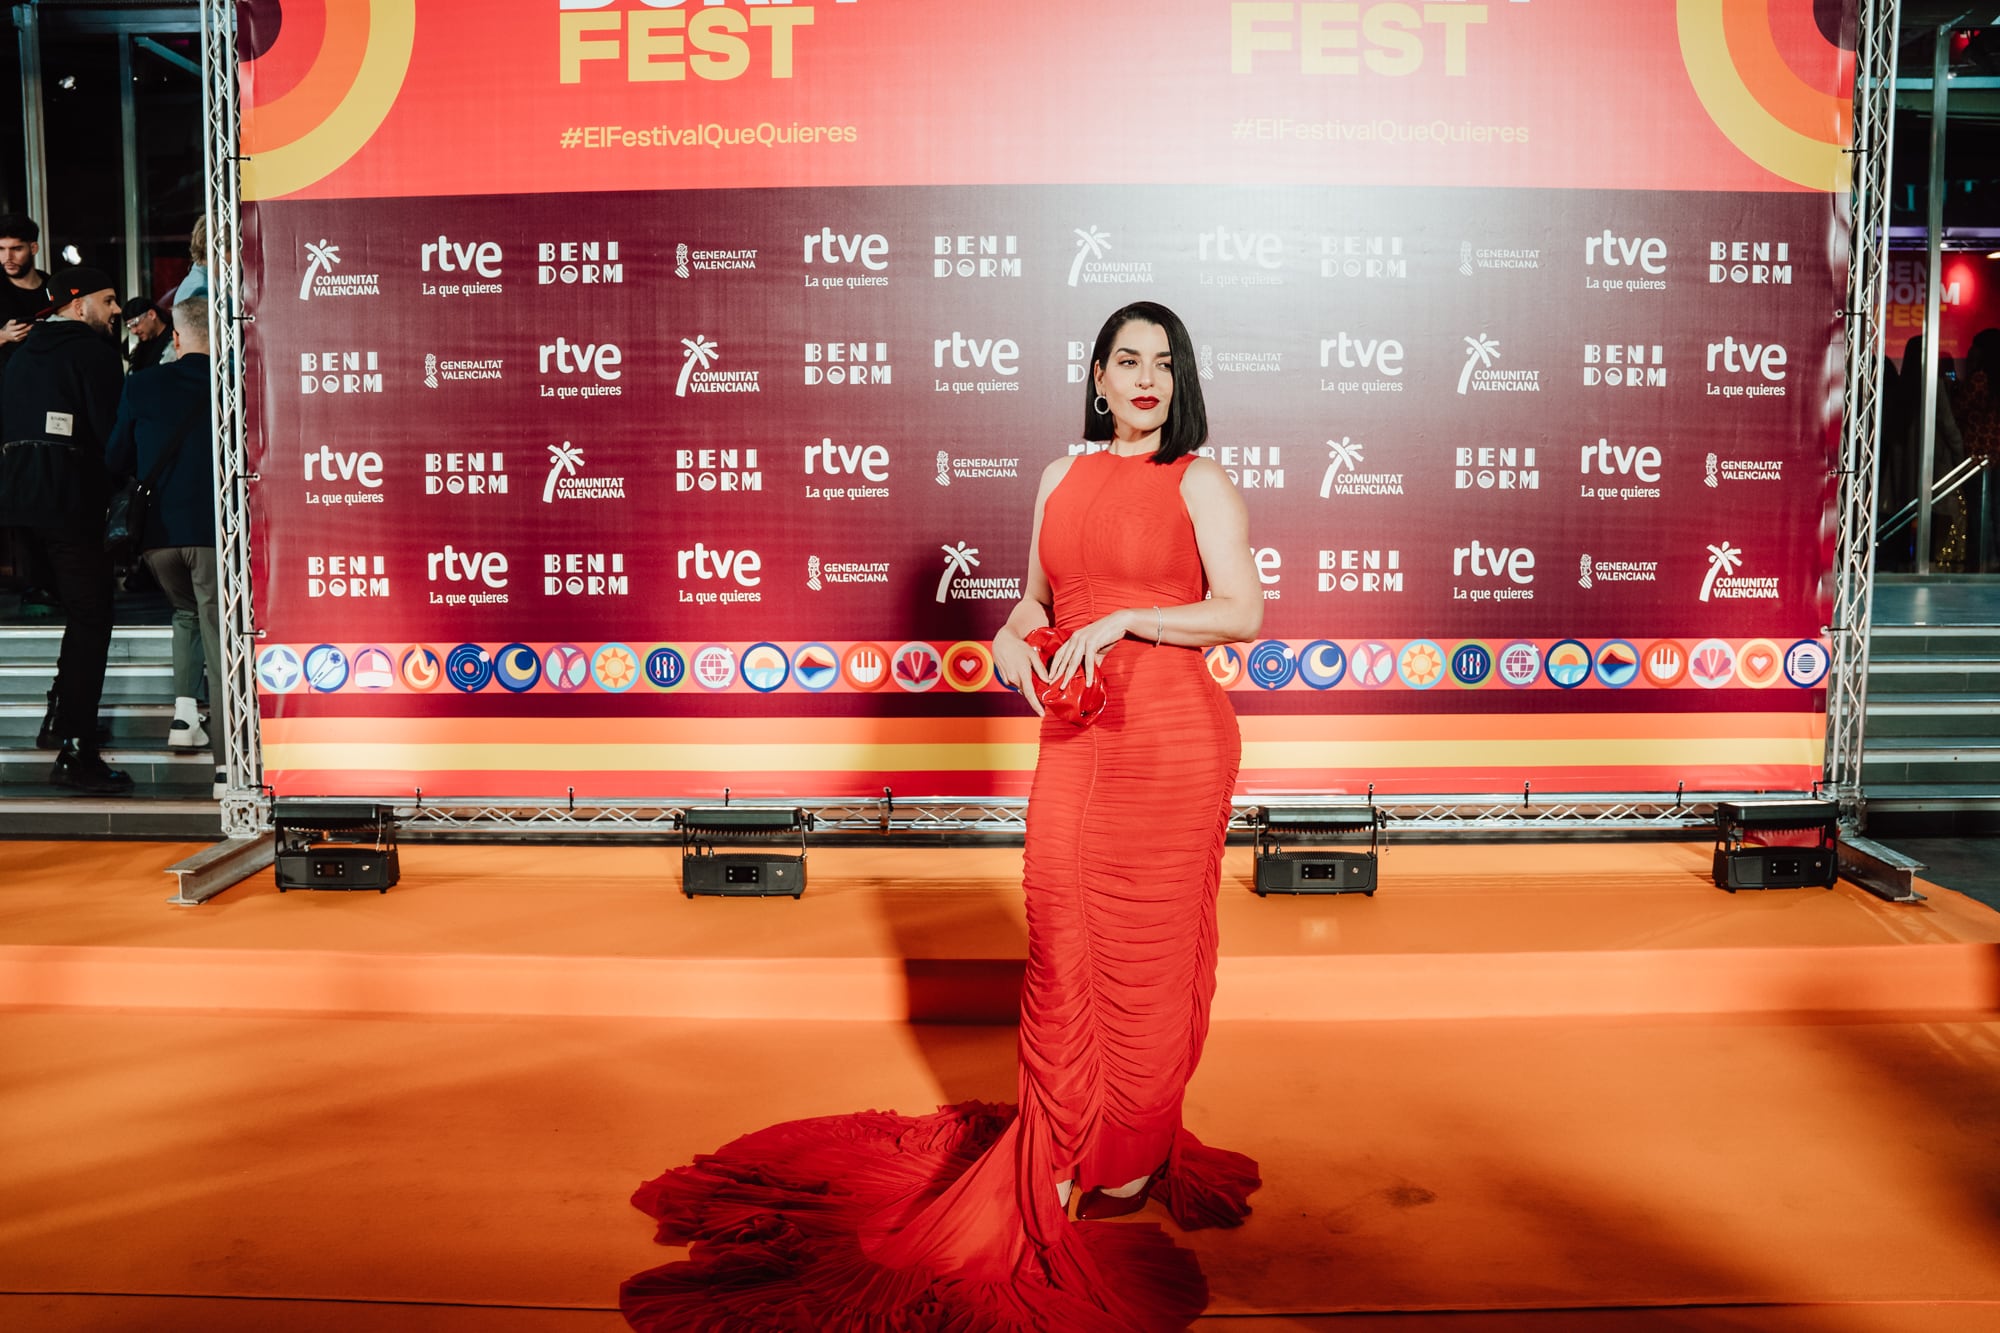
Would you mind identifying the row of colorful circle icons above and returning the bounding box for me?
[253,641,1006,695]
[255,638,1832,696]
[1209,638,1831,691]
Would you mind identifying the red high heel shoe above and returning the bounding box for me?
[1074,1162,1166,1221]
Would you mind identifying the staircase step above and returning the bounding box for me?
[1866,661,2000,692]
[0,664,175,704]
[0,702,179,745]
[0,744,215,793]
[1862,744,2000,783]
[0,791,220,837]
[0,625,174,667]
[1860,782,2000,813]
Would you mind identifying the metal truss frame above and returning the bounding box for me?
[384,792,1739,840]
[1825,0,1900,830]
[197,1,1885,844]
[201,0,264,839]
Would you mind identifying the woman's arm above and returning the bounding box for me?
[992,455,1074,710]
[1045,456,1263,685]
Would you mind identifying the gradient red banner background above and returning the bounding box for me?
[240,0,1855,800]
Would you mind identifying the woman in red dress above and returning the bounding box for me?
[622,302,1262,1331]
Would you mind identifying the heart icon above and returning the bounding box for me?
[1750,652,1772,674]
[956,655,979,676]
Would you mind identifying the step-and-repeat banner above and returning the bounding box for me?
[240,0,1855,800]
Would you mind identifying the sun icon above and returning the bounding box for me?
[596,647,635,690]
[1400,643,1443,687]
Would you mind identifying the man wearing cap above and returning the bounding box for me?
[124,296,171,372]
[0,265,131,793]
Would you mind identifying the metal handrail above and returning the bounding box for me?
[1876,453,1991,544]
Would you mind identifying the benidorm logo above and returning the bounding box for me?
[298,241,379,300]
[677,335,760,396]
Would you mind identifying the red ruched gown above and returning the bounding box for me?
[621,449,1257,1332]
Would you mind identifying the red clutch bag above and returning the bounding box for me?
[1023,626,1108,727]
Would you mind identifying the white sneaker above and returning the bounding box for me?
[170,697,208,748]
[213,768,228,800]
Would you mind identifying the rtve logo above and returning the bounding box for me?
[428,544,509,589]
[1198,225,1283,268]
[1319,332,1404,375]
[538,337,622,380]
[300,351,381,394]
[1453,541,1536,584]
[1706,336,1788,381]
[934,234,1020,278]
[420,236,501,277]
[805,437,889,482]
[1584,231,1667,274]
[934,332,1019,375]
[1580,438,1661,482]
[303,445,382,488]
[803,228,887,269]
[677,541,762,587]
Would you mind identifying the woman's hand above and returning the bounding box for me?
[1048,609,1136,687]
[993,625,1048,716]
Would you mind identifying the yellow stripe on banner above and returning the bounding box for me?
[1675,0,1848,192]
[242,0,418,201]
[263,741,1046,773]
[263,734,1823,774]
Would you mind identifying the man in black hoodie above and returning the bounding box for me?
[0,266,131,793]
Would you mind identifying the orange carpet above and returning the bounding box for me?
[2,841,1999,1330]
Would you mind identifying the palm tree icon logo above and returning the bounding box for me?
[1701,541,1742,602]
[677,335,718,397]
[1069,227,1110,287]
[936,542,979,603]
[300,240,340,300]
[1320,437,1363,498]
[543,441,584,504]
[1458,334,1500,395]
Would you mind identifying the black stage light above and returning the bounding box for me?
[1711,799,1838,891]
[1251,803,1383,896]
[679,805,811,898]
[273,799,400,892]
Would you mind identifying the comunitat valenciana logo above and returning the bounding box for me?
[936,542,1021,603]
[1319,437,1403,498]
[1068,226,1153,288]
[1700,540,1780,602]
[676,335,760,396]
[298,240,378,300]
[1458,333,1540,395]
[557,0,850,83]
[542,441,625,503]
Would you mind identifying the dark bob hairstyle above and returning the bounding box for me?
[1081,301,1208,464]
